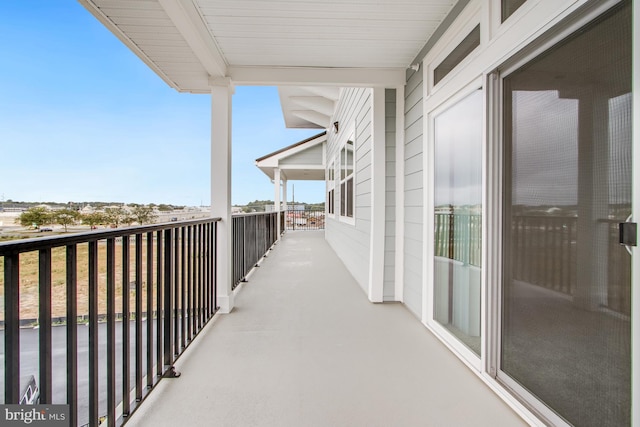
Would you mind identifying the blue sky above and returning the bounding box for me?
[0,1,324,206]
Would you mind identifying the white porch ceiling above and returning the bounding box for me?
[80,0,457,128]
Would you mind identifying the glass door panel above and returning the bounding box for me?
[501,2,631,425]
[434,89,483,355]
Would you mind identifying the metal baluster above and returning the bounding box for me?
[38,248,52,403]
[88,241,99,427]
[4,253,20,403]
[66,245,78,427]
[122,236,130,417]
[146,231,154,389]
[135,234,143,400]
[106,239,116,427]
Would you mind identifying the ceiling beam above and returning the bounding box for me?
[157,0,227,78]
[228,66,406,87]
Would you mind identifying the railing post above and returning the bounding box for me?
[163,228,179,377]
[88,241,99,427]
[4,253,20,403]
[146,231,155,389]
[38,248,53,403]
[106,239,116,427]
[213,223,218,310]
[181,227,187,347]
[156,231,163,379]
[122,236,131,416]
[136,234,144,398]
[66,245,78,427]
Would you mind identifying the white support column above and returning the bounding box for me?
[274,168,281,238]
[282,179,288,233]
[368,87,386,302]
[395,85,405,302]
[211,80,234,313]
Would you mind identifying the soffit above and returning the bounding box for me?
[80,0,457,126]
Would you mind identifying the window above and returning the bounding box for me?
[434,25,480,85]
[327,161,335,215]
[340,139,354,218]
[502,0,527,22]
[433,89,483,356]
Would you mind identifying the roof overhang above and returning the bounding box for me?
[256,132,327,181]
[79,0,458,128]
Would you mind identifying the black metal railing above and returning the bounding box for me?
[0,218,220,427]
[231,212,279,288]
[285,207,325,231]
[434,212,630,315]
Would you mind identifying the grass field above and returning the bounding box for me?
[0,238,156,321]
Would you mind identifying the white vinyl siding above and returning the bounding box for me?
[403,67,424,317]
[325,88,373,292]
[279,144,323,165]
[384,88,396,300]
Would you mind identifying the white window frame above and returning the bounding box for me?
[425,80,486,373]
[327,160,336,217]
[338,131,356,224]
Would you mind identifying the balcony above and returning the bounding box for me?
[123,230,524,426]
[1,216,525,426]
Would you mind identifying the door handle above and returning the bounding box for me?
[619,221,637,253]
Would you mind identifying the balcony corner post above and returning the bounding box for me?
[211,80,235,313]
[274,167,281,239]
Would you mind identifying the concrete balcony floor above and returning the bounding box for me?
[126,231,526,427]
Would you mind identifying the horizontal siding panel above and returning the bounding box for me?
[385,207,396,220]
[404,223,423,241]
[404,171,423,190]
[405,154,423,175]
[406,68,423,98]
[404,188,423,206]
[358,164,372,183]
[405,100,423,129]
[356,193,372,208]
[385,236,396,252]
[357,149,372,170]
[405,206,423,224]
[386,146,396,161]
[404,136,423,159]
[405,118,423,145]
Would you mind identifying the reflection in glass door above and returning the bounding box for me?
[433,89,483,355]
[501,2,631,425]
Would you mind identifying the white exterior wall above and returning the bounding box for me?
[325,88,373,292]
[383,88,396,300]
[403,67,424,317]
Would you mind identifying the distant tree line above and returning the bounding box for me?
[1,200,185,211]
[236,200,325,213]
[17,205,157,231]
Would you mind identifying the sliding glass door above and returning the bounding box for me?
[501,2,632,425]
